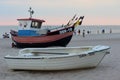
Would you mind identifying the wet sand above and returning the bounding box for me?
[0,33,120,80]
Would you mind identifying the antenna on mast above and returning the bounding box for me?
[28,7,34,18]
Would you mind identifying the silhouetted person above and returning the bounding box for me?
[102,29,105,34]
[110,29,112,33]
[83,30,85,37]
[78,29,81,35]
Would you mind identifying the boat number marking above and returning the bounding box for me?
[78,52,95,58]
[60,28,72,34]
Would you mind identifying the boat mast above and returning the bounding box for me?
[28,7,34,18]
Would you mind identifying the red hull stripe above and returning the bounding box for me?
[12,32,73,43]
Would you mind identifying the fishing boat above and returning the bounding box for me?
[4,45,110,70]
[10,7,84,48]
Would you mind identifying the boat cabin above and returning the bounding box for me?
[17,18,46,36]
[18,7,45,30]
[16,7,49,36]
[17,18,45,30]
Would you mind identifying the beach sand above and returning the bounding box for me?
[0,33,120,80]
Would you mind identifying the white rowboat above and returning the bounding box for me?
[4,45,110,70]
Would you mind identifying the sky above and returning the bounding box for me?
[0,0,120,25]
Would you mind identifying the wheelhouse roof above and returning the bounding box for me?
[17,18,45,22]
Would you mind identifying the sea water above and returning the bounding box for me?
[0,25,120,38]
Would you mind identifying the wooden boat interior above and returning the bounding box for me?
[19,47,93,57]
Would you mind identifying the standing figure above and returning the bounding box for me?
[78,29,81,35]
[102,29,105,34]
[83,30,85,37]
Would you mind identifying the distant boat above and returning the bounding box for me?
[4,45,110,70]
[10,7,84,48]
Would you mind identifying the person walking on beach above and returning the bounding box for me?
[82,30,85,37]
[78,29,81,35]
[102,29,105,34]
[110,29,112,33]
[87,30,90,34]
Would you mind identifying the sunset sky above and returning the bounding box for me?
[0,0,120,25]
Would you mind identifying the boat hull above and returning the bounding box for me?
[4,46,110,70]
[12,31,73,48]
[11,26,74,48]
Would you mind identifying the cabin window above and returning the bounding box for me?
[31,21,42,28]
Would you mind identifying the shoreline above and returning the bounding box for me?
[1,25,120,38]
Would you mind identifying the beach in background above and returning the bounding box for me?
[0,33,120,80]
[1,25,120,38]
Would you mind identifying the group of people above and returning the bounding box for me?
[74,29,86,37]
[74,29,91,37]
[74,29,112,37]
[2,32,9,38]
